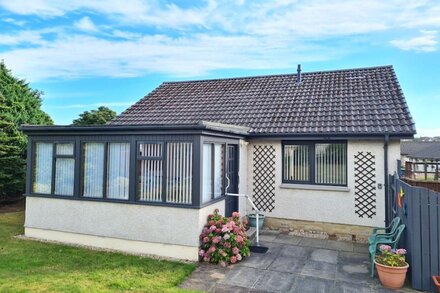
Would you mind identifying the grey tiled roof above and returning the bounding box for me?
[401,141,440,160]
[110,65,416,136]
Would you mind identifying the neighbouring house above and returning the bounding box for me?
[22,65,415,261]
[400,140,440,181]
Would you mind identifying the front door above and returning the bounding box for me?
[225,144,239,217]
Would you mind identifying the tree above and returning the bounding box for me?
[72,106,116,125]
[0,62,53,198]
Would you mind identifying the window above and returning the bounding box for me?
[54,143,75,196]
[32,142,75,195]
[33,142,53,194]
[283,142,347,186]
[137,143,163,202]
[82,142,105,198]
[202,143,225,203]
[107,142,130,200]
[166,142,192,204]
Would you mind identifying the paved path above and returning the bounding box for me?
[180,232,417,292]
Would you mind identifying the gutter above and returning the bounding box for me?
[384,134,389,226]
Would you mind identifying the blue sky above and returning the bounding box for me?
[0,0,439,136]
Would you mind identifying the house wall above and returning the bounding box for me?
[25,197,224,261]
[245,139,400,234]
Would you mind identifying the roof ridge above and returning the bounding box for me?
[162,65,394,84]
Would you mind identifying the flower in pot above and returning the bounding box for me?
[246,213,265,229]
[432,276,440,293]
[374,245,409,290]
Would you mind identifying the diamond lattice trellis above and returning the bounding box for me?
[252,145,276,212]
[354,151,377,218]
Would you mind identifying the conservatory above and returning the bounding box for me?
[22,122,248,261]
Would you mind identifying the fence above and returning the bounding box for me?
[388,173,440,292]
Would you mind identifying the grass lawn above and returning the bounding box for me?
[0,211,197,292]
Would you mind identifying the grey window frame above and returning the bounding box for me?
[282,140,348,187]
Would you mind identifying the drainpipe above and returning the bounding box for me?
[384,134,389,226]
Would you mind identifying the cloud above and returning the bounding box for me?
[74,16,98,32]
[1,33,338,81]
[0,30,47,45]
[390,31,438,52]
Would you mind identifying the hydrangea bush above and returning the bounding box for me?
[199,209,250,266]
[375,245,408,267]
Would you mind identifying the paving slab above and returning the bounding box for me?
[253,270,297,292]
[289,275,335,293]
[301,260,337,280]
[271,234,302,245]
[212,284,251,293]
[219,266,264,288]
[279,245,309,258]
[334,281,373,293]
[267,255,306,274]
[299,237,328,248]
[336,261,375,285]
[240,252,275,269]
[353,243,369,254]
[310,248,339,264]
[326,240,354,252]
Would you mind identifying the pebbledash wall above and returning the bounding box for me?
[246,139,400,241]
[25,197,225,261]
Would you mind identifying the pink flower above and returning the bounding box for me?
[221,226,230,233]
[208,246,216,253]
[209,225,216,231]
[203,237,209,243]
[224,242,231,249]
[235,235,243,243]
[236,254,242,261]
[230,256,237,264]
[379,244,392,252]
[213,236,221,244]
[232,212,240,218]
[215,228,221,234]
[203,256,210,262]
[396,248,407,255]
[208,220,215,226]
[232,247,239,255]
[199,249,205,256]
[223,234,230,240]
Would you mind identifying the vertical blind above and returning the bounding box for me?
[33,142,53,194]
[284,145,309,181]
[213,144,224,198]
[107,142,130,200]
[166,142,192,204]
[138,143,162,202]
[82,142,105,198]
[202,144,212,203]
[315,143,347,185]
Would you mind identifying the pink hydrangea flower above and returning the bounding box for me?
[236,254,242,261]
[396,248,407,255]
[208,246,216,253]
[215,228,221,234]
[222,226,230,233]
[379,244,392,251]
[213,236,221,244]
[232,247,239,255]
[223,234,230,240]
[209,225,216,231]
[230,256,237,264]
[199,249,205,256]
[203,237,209,243]
[235,235,243,243]
[224,242,231,249]
[232,212,240,218]
[203,256,210,262]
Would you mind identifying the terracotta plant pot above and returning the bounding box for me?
[432,276,440,293]
[374,260,409,290]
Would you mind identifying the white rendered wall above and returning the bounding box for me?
[246,139,400,228]
[25,197,224,260]
[237,139,248,217]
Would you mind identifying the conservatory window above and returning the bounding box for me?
[166,142,192,204]
[202,143,225,203]
[137,143,163,202]
[54,143,75,196]
[106,142,130,200]
[33,142,53,194]
[82,142,105,198]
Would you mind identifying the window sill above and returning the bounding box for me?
[279,183,350,192]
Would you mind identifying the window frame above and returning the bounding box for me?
[202,142,227,203]
[31,140,76,197]
[135,141,165,203]
[282,140,348,187]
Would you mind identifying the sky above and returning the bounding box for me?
[0,0,439,136]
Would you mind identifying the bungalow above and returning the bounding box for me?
[22,65,415,261]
